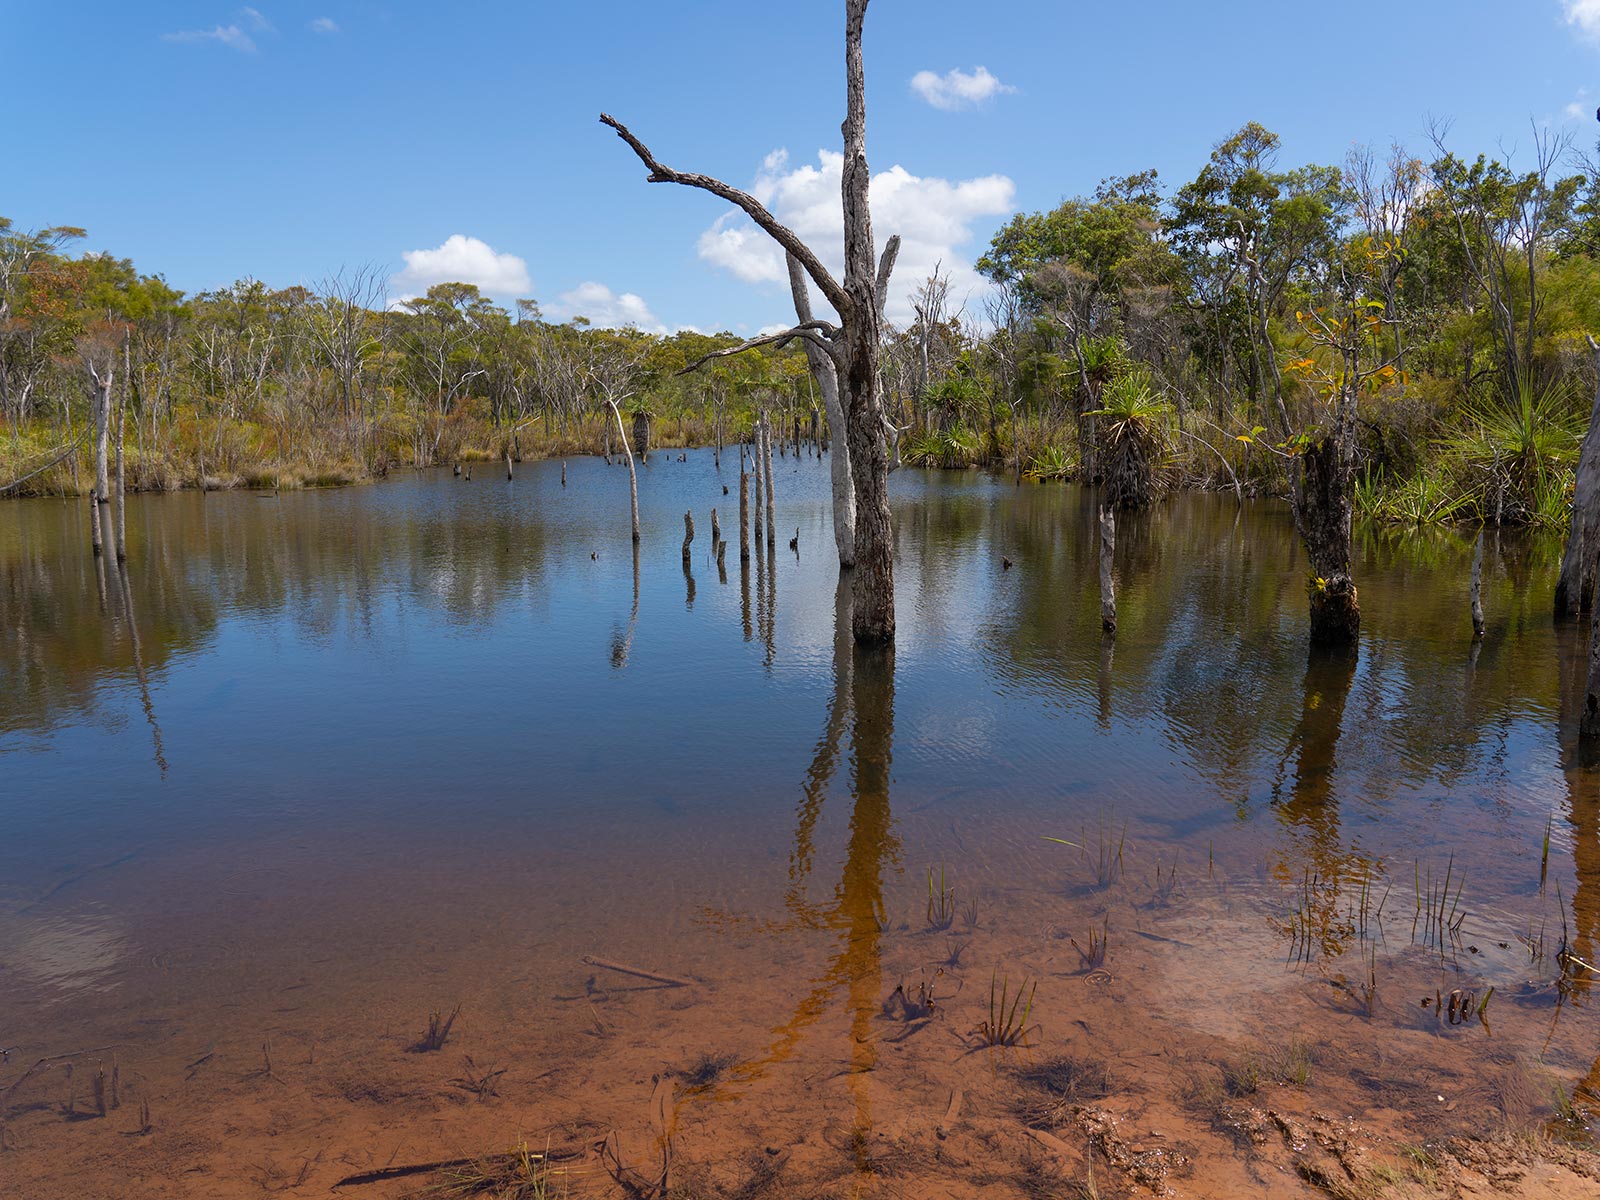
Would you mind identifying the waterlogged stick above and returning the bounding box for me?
[580,955,693,988]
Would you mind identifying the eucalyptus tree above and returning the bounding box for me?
[396,282,495,464]
[1426,124,1581,401]
[601,0,902,642]
[1166,124,1347,435]
[308,266,384,425]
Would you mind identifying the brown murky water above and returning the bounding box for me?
[2,452,1598,1198]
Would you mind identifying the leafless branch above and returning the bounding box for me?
[600,114,848,314]
[678,324,835,375]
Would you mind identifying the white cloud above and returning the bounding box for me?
[388,235,532,303]
[909,66,1015,111]
[163,24,257,52]
[695,149,1015,326]
[165,7,272,51]
[310,16,339,33]
[553,282,666,333]
[1567,0,1600,38]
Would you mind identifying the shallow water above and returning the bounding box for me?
[2,449,1597,1197]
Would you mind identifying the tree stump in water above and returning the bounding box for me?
[762,415,776,547]
[752,430,765,546]
[1470,530,1485,640]
[1583,544,1600,742]
[113,398,127,562]
[1556,336,1600,617]
[1098,504,1116,634]
[683,510,695,562]
[1299,434,1359,646]
[711,508,720,548]
[739,471,750,563]
[89,487,103,557]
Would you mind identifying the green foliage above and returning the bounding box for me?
[905,427,980,469]
[1442,377,1582,526]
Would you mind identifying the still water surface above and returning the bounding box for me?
[2,449,1596,1193]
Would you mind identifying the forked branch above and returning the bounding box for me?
[678,323,837,375]
[600,114,848,314]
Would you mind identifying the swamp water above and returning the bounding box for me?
[2,449,1598,1198]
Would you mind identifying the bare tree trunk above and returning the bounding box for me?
[598,0,894,639]
[788,253,855,568]
[752,435,765,546]
[1582,545,1600,742]
[1298,428,1360,646]
[711,507,721,549]
[632,410,650,461]
[606,400,641,543]
[1556,337,1600,617]
[682,509,694,563]
[93,371,111,504]
[113,394,127,562]
[1098,503,1116,634]
[739,467,750,563]
[89,483,104,556]
[841,0,894,641]
[762,413,776,548]
[1470,529,1485,640]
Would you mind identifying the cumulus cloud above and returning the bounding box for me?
[552,282,666,333]
[310,16,339,33]
[695,148,1015,325]
[388,235,532,303]
[1567,0,1600,38]
[909,66,1015,111]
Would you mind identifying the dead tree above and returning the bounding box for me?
[113,391,127,562]
[91,364,112,506]
[751,431,765,546]
[1098,504,1116,634]
[600,0,899,641]
[606,400,641,543]
[762,413,776,548]
[1583,544,1600,742]
[1470,530,1485,640]
[682,510,695,563]
[739,466,751,563]
[788,253,853,567]
[1556,336,1600,617]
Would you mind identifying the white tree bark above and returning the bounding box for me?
[605,399,641,543]
[789,252,854,567]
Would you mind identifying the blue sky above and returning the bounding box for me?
[7,1,1600,333]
